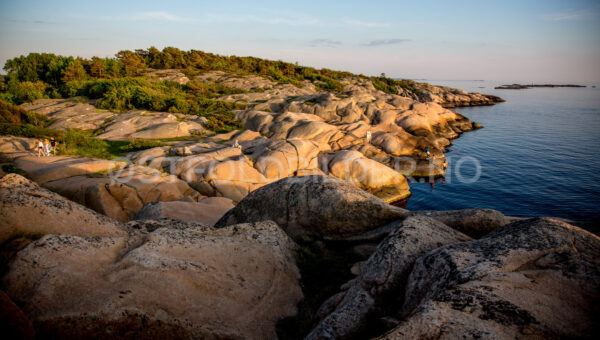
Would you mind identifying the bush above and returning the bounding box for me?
[0,100,50,126]
[119,138,166,152]
[204,111,244,133]
[0,123,63,139]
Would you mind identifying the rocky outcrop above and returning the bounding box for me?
[13,155,124,183]
[215,175,406,242]
[42,164,200,221]
[325,150,410,203]
[382,217,600,339]
[2,219,303,339]
[21,99,207,140]
[0,174,125,244]
[134,197,234,226]
[146,69,190,84]
[0,136,35,153]
[95,110,207,140]
[308,216,472,339]
[20,98,116,131]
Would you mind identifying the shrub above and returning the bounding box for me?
[0,100,50,126]
[119,138,166,152]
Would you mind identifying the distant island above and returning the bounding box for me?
[495,83,587,89]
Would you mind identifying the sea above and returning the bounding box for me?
[405,80,600,223]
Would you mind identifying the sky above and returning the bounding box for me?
[1,0,599,82]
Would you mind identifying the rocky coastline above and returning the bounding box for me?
[2,68,598,339]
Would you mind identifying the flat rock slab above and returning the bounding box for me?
[14,156,124,183]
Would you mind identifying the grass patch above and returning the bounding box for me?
[118,138,166,152]
[2,164,24,175]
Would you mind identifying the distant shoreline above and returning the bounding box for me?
[495,84,587,90]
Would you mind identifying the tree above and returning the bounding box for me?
[61,59,87,82]
[116,50,146,76]
[90,57,105,78]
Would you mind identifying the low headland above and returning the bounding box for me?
[1,47,598,339]
[495,83,587,89]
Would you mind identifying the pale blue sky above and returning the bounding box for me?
[1,0,599,82]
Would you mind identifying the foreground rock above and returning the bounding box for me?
[381,217,600,339]
[0,174,125,244]
[308,216,472,339]
[215,175,406,242]
[2,219,302,339]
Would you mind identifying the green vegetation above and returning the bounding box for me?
[2,164,24,175]
[0,100,168,159]
[370,76,417,95]
[118,138,165,152]
[0,47,420,135]
[0,99,50,126]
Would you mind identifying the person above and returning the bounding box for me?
[365,130,372,143]
[36,139,44,157]
[425,147,431,160]
[232,139,242,151]
[50,137,57,155]
[44,139,51,156]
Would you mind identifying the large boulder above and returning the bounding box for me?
[326,150,411,203]
[2,220,302,339]
[215,175,406,242]
[382,218,600,339]
[308,216,471,339]
[252,139,327,179]
[42,175,143,222]
[134,197,235,226]
[0,174,125,244]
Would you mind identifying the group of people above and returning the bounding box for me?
[34,137,57,157]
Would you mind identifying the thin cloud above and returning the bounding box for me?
[6,19,55,24]
[132,11,190,22]
[543,9,596,21]
[204,13,319,26]
[361,39,412,47]
[343,18,391,28]
[309,39,342,48]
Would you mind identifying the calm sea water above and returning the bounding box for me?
[406,80,600,222]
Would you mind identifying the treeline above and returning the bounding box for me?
[0,47,420,128]
[0,47,355,103]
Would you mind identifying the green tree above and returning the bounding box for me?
[90,57,105,78]
[61,59,87,82]
[116,50,146,76]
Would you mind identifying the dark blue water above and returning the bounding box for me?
[406,80,600,221]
